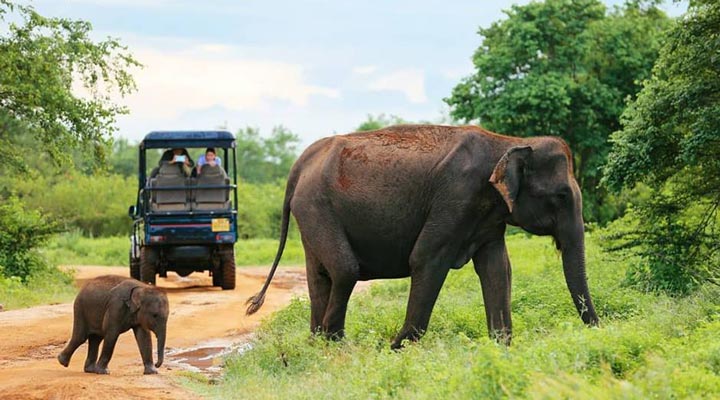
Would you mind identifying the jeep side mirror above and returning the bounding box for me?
[128,205,136,218]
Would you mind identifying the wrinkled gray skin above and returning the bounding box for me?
[57,275,169,374]
[247,125,598,348]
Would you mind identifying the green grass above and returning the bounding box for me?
[187,233,720,399]
[41,232,305,267]
[0,267,76,310]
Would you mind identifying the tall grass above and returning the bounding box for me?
[41,231,305,267]
[0,267,76,310]
[189,234,720,399]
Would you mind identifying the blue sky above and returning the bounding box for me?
[29,0,688,147]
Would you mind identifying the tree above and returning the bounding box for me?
[236,126,300,183]
[602,0,720,294]
[445,0,670,222]
[356,114,407,132]
[0,1,139,172]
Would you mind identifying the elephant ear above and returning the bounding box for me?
[125,286,143,314]
[489,146,532,213]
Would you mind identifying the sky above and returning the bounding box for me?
[27,0,688,148]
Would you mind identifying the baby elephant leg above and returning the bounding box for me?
[133,327,157,375]
[83,335,102,373]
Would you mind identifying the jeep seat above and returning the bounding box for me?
[194,165,230,210]
[150,162,189,211]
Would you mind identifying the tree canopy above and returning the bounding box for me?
[235,126,300,183]
[445,0,671,222]
[0,0,139,171]
[602,0,720,293]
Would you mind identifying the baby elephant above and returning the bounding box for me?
[57,275,169,375]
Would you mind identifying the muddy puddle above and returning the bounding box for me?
[165,335,254,378]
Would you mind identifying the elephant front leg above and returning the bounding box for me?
[473,238,513,345]
[392,263,450,349]
[95,329,121,374]
[133,327,157,374]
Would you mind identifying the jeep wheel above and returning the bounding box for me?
[140,247,157,285]
[220,248,236,290]
[129,250,140,280]
[212,269,222,287]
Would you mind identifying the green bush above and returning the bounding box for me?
[0,197,60,281]
[13,172,135,237]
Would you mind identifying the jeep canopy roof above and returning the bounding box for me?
[140,131,235,149]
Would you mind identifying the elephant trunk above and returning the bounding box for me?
[559,221,599,326]
[155,325,166,368]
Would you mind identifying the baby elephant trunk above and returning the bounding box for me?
[154,325,166,368]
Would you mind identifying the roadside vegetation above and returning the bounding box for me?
[193,234,720,399]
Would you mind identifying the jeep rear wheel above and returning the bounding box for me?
[140,247,157,285]
[129,250,140,280]
[220,248,235,290]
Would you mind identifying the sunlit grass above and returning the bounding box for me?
[192,234,720,399]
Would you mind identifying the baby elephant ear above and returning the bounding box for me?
[489,146,532,213]
[125,286,143,313]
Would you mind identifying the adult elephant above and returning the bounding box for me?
[247,125,598,348]
[58,275,169,374]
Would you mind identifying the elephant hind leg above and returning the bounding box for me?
[305,248,330,334]
[83,334,102,373]
[303,231,358,340]
[57,318,88,367]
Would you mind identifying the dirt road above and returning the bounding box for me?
[0,265,308,400]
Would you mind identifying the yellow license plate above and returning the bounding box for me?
[211,218,230,232]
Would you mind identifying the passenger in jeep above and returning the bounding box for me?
[151,148,194,178]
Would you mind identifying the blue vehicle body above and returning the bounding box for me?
[128,131,239,289]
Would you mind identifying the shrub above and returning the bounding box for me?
[0,197,60,282]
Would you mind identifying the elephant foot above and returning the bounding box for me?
[323,330,345,342]
[83,364,97,373]
[143,365,158,375]
[94,366,109,375]
[391,329,423,350]
[57,353,70,367]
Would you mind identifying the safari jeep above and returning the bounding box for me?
[128,131,238,289]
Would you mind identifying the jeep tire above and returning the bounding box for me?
[129,250,140,280]
[219,247,236,290]
[140,247,157,285]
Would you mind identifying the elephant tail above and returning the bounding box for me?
[245,173,296,315]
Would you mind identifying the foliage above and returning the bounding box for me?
[194,235,720,399]
[355,113,408,132]
[107,137,138,177]
[445,0,671,223]
[602,1,720,294]
[235,126,300,184]
[0,1,139,172]
[10,170,135,237]
[0,197,60,282]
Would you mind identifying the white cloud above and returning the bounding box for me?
[95,41,340,119]
[368,68,427,104]
[352,65,378,75]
